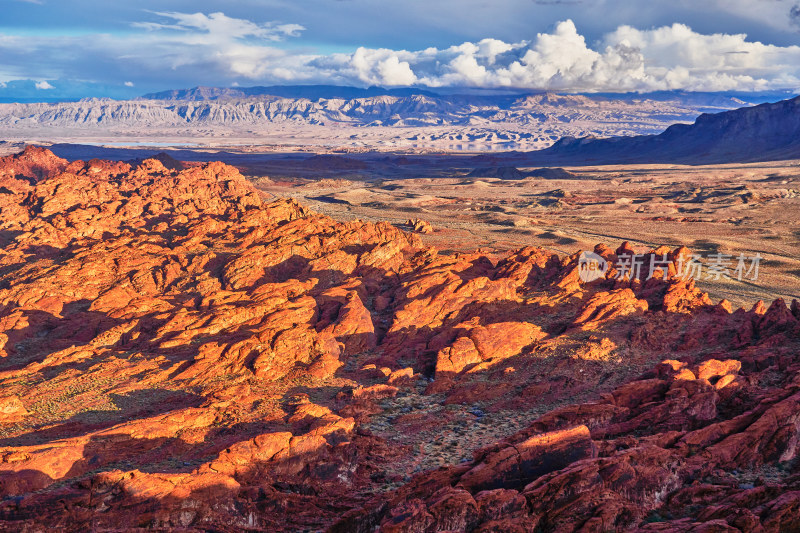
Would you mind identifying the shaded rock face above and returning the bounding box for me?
[0,148,798,531]
[466,166,527,180]
[535,94,800,164]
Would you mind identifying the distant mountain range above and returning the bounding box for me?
[140,85,440,101]
[3,94,798,170]
[526,94,800,164]
[2,90,749,131]
[0,84,798,159]
[138,85,793,105]
[1,86,790,151]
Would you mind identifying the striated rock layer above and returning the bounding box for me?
[0,147,798,532]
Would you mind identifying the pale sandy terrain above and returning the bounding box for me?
[0,122,684,153]
[257,161,800,309]
[0,92,749,152]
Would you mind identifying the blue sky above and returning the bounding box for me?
[2,0,800,99]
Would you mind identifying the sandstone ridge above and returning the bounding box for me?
[0,147,798,531]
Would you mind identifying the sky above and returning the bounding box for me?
[2,0,800,99]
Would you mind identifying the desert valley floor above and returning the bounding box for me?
[5,140,797,309]
[260,160,800,310]
[0,144,799,531]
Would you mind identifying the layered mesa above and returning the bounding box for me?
[0,147,799,531]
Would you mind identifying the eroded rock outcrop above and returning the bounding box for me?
[0,147,798,532]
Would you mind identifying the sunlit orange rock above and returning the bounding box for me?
[0,396,27,424]
[0,148,798,532]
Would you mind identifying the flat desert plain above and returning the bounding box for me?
[255,159,800,309]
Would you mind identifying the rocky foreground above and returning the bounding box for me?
[0,147,798,532]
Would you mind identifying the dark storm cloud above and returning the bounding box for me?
[791,4,800,27]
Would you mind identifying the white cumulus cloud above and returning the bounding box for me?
[35,80,54,89]
[133,11,306,42]
[602,23,800,91]
[1,12,799,94]
[305,19,800,92]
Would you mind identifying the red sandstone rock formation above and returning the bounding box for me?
[0,147,798,531]
[406,218,433,234]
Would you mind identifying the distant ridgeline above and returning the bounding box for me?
[0,84,797,161]
[527,94,800,165]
